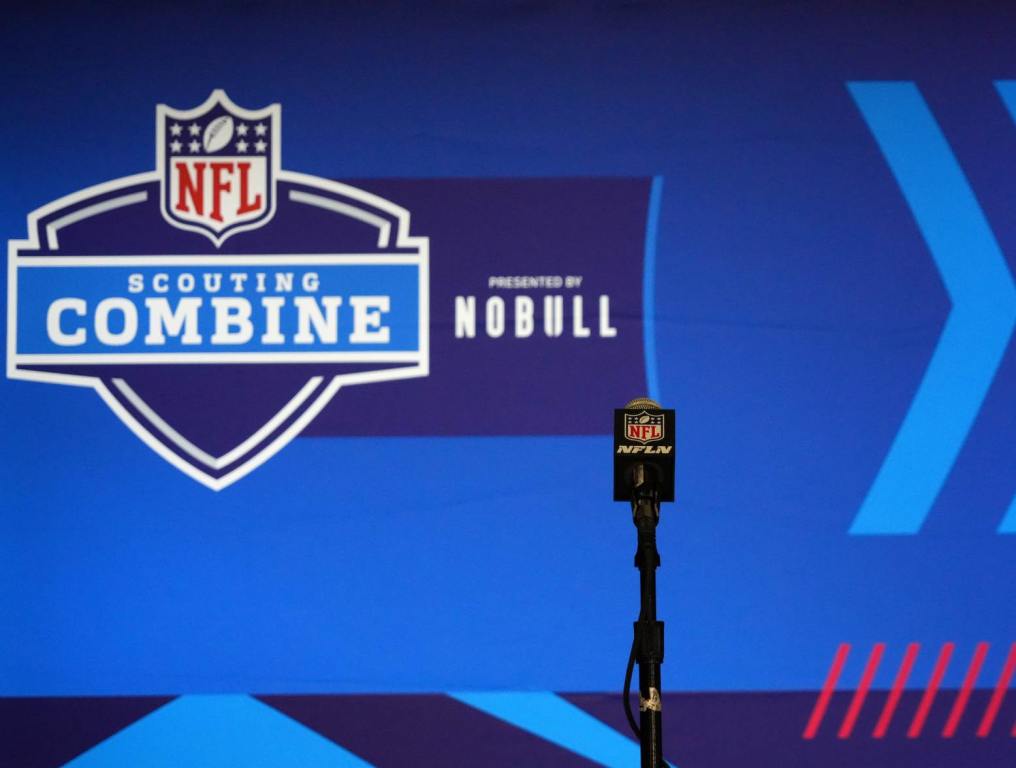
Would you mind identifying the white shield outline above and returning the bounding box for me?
[157,89,281,247]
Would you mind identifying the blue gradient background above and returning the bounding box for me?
[2,3,1015,698]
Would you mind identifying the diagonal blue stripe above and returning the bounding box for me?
[847,81,1016,535]
[449,690,676,767]
[62,695,374,768]
[992,81,1016,534]
[1001,494,1016,533]
[643,175,664,405]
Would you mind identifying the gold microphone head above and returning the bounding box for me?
[624,396,662,410]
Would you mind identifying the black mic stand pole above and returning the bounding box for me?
[632,463,664,768]
[614,398,674,767]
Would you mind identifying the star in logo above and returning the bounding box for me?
[188,123,201,137]
[235,140,249,153]
[254,123,267,136]
[188,139,200,153]
[236,123,249,137]
[254,139,267,153]
[169,139,182,153]
[169,123,183,137]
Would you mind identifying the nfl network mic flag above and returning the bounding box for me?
[614,405,676,502]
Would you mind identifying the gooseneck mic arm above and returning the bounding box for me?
[614,398,675,768]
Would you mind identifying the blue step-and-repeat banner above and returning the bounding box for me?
[2,3,1015,766]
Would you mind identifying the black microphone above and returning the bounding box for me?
[614,396,676,502]
[615,396,675,768]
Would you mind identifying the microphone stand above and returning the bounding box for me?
[632,463,664,768]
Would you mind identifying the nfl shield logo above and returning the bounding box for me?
[158,90,279,245]
[625,411,664,443]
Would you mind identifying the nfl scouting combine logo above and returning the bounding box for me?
[7,90,429,490]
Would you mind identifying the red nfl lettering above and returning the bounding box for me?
[174,161,264,222]
[627,423,661,441]
[236,163,262,214]
[209,162,232,222]
[175,162,205,214]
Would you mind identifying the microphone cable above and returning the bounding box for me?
[623,615,641,738]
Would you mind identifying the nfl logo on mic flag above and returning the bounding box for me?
[625,411,665,444]
[614,406,676,502]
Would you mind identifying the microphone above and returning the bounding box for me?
[613,397,676,502]
[615,396,675,768]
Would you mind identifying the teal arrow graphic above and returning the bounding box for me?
[1001,495,1016,534]
[62,695,374,767]
[449,691,676,767]
[847,82,1016,535]
[992,80,1016,535]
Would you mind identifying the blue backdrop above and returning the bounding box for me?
[2,3,1015,766]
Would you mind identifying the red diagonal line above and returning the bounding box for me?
[977,642,1016,737]
[838,642,885,739]
[943,642,990,737]
[803,643,850,739]
[908,642,954,738]
[873,642,920,738]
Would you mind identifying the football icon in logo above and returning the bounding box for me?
[203,115,234,152]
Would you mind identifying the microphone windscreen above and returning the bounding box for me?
[624,396,662,410]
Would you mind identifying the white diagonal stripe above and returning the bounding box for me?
[45,191,148,249]
[112,376,323,470]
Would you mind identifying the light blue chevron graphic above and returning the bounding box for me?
[449,690,675,767]
[1002,495,1016,533]
[644,175,664,404]
[62,695,374,768]
[847,81,1016,534]
[992,81,1016,534]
